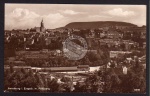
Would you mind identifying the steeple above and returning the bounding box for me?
[41,18,44,28]
[40,18,45,32]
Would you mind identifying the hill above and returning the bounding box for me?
[63,21,137,29]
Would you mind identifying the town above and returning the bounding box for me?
[4,20,146,93]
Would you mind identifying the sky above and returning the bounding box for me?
[5,4,146,30]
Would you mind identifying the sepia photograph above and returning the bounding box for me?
[4,4,146,93]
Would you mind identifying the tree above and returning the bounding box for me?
[86,52,101,62]
[47,78,61,92]
[61,77,71,82]
[103,68,121,93]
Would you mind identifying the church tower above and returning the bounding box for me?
[40,19,45,32]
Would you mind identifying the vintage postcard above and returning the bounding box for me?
[4,4,146,93]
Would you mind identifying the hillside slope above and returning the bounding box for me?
[63,21,137,29]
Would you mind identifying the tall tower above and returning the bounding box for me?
[40,19,45,32]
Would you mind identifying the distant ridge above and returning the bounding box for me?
[58,21,137,29]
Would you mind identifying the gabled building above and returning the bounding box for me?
[106,30,123,39]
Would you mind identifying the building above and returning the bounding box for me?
[123,26,146,40]
[106,30,123,39]
[30,19,46,32]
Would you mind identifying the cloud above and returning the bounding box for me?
[5,8,68,30]
[43,13,68,28]
[88,15,112,18]
[107,8,135,17]
[59,10,84,15]
[43,13,64,23]
[5,8,40,29]
[10,8,40,21]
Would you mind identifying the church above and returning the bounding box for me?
[30,19,46,32]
